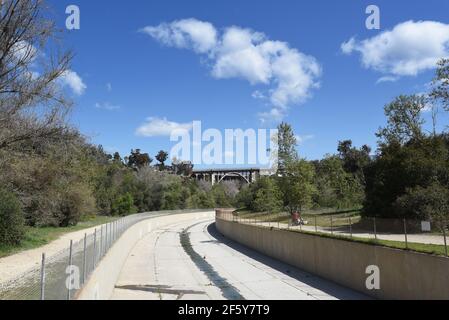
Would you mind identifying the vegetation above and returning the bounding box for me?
[239,60,449,230]
[1,0,448,257]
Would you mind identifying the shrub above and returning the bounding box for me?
[111,193,137,216]
[57,183,97,227]
[0,188,25,245]
[394,183,449,226]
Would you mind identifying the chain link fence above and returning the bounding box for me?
[217,209,449,256]
[0,209,212,300]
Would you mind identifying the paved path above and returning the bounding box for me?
[111,218,368,300]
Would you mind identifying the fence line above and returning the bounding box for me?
[0,209,212,300]
[216,210,449,257]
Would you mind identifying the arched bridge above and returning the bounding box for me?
[192,168,263,185]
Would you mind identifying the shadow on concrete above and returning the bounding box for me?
[206,223,371,300]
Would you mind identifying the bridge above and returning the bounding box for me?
[191,168,274,185]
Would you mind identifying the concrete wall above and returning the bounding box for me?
[216,211,449,300]
[77,211,214,300]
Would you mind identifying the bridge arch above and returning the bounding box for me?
[218,172,250,184]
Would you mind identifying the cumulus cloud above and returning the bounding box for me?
[136,117,193,137]
[141,18,217,53]
[342,20,449,79]
[60,70,87,95]
[142,19,322,122]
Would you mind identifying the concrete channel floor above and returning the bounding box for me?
[111,218,369,300]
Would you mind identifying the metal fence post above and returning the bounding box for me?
[105,223,109,251]
[40,253,46,301]
[403,219,408,250]
[82,233,87,284]
[443,224,448,257]
[374,218,377,240]
[93,229,97,268]
[67,240,73,300]
[349,217,353,238]
[100,226,103,257]
[330,216,334,235]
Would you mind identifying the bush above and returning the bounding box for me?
[57,183,97,227]
[394,183,449,226]
[0,188,25,245]
[111,193,137,216]
[252,178,283,213]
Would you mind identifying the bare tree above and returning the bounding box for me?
[0,0,73,150]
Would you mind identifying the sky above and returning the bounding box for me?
[48,0,449,167]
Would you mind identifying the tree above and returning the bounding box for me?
[0,188,25,245]
[111,193,137,216]
[113,152,122,164]
[156,150,169,170]
[394,183,449,227]
[282,159,317,214]
[277,122,298,174]
[127,149,152,169]
[376,95,426,145]
[431,58,449,112]
[0,0,73,151]
[314,155,364,209]
[252,177,283,213]
[338,140,371,176]
[364,135,449,218]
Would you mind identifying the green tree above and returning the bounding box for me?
[282,159,317,214]
[314,155,364,209]
[431,58,449,112]
[156,150,169,171]
[111,193,137,216]
[0,188,25,245]
[252,177,283,213]
[394,183,449,227]
[376,95,426,145]
[277,122,298,174]
[127,149,152,169]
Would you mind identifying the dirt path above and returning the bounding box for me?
[0,224,104,284]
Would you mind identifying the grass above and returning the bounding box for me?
[0,215,118,258]
[292,229,449,257]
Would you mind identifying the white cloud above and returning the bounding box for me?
[142,19,322,122]
[141,18,217,53]
[136,117,193,137]
[258,108,285,124]
[342,20,449,78]
[60,70,86,95]
[95,102,120,111]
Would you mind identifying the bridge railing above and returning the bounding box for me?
[0,209,212,300]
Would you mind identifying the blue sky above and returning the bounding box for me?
[49,0,449,166]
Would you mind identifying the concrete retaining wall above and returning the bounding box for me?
[216,211,449,300]
[77,211,214,300]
